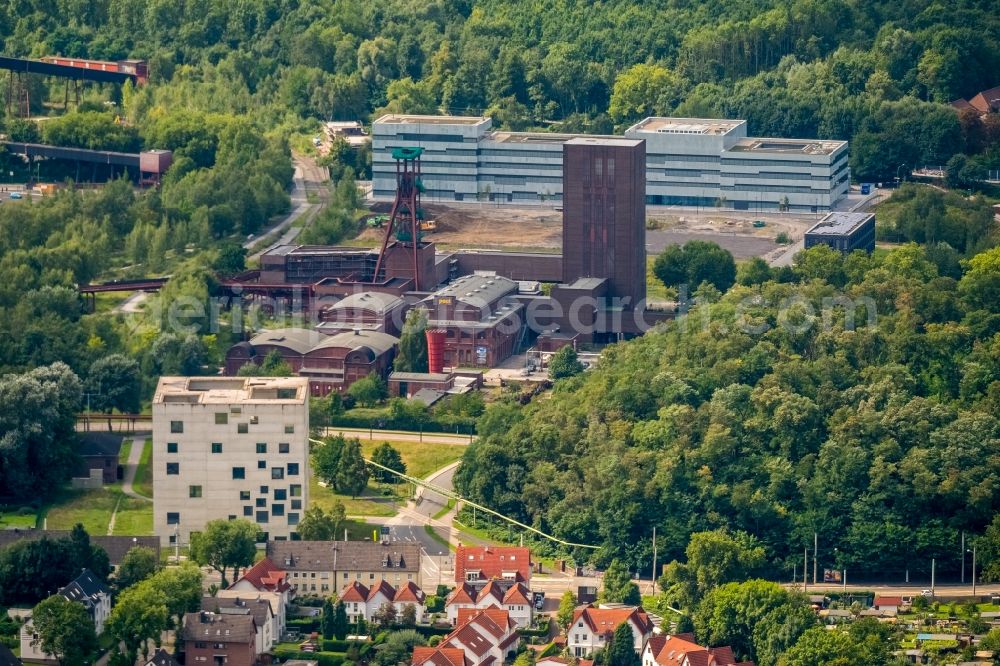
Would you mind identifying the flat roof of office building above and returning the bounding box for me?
[628,117,744,135]
[488,131,581,145]
[154,376,308,405]
[805,212,874,236]
[729,137,846,155]
[566,137,643,148]
[374,114,489,126]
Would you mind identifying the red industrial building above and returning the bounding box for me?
[417,274,525,367]
[317,290,408,336]
[225,327,397,396]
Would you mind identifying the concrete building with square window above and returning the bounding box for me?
[152,376,310,546]
[372,114,848,212]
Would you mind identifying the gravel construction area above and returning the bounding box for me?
[363,202,820,259]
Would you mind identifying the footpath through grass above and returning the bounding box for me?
[310,439,466,517]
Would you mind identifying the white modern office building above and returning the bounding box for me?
[372,114,849,212]
[152,376,310,546]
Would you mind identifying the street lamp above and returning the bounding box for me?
[895,163,907,187]
[969,542,977,597]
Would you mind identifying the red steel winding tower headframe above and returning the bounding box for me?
[373,146,425,289]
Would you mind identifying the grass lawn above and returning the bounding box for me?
[118,438,133,465]
[133,438,152,498]
[308,439,464,517]
[111,495,153,535]
[44,488,119,533]
[0,509,38,528]
[309,476,396,517]
[360,439,465,480]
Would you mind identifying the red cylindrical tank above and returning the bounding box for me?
[425,329,447,374]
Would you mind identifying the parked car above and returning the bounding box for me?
[9,191,23,200]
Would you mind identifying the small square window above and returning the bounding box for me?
[238,423,248,434]
[287,463,299,476]
[211,442,223,454]
[284,425,294,434]
[290,484,302,497]
[166,512,180,525]
[255,511,268,523]
[272,504,285,517]
[260,485,269,494]
[189,485,202,498]
[274,489,287,500]
[291,499,302,510]
[256,443,267,454]
[167,442,178,453]
[166,462,179,475]
[228,514,236,520]
[289,512,299,525]
[271,467,284,480]
[250,415,259,425]
[256,498,266,508]
[170,420,183,433]
[215,412,228,425]
[230,407,242,414]
[258,460,266,469]
[279,442,290,454]
[232,467,245,479]
[243,506,252,516]
[240,491,250,501]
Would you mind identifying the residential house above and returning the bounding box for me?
[0,531,159,568]
[76,432,123,484]
[19,569,112,662]
[182,611,257,666]
[412,647,470,666]
[145,648,182,666]
[225,556,293,636]
[455,546,531,589]
[339,580,427,624]
[266,540,422,595]
[642,633,754,666]
[202,595,276,654]
[446,581,533,627]
[567,605,653,658]
[438,608,520,666]
[873,596,903,613]
[951,86,1000,115]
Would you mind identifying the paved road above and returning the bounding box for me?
[793,582,1000,599]
[246,154,329,261]
[765,238,804,267]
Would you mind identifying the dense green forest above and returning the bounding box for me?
[456,222,1000,580]
[1,0,1000,180]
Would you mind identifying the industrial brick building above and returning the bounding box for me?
[418,274,525,367]
[152,377,309,545]
[373,114,849,212]
[804,211,875,254]
[225,327,398,396]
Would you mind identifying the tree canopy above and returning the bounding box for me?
[189,519,259,586]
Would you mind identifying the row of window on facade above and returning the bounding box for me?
[166,442,293,454]
[166,510,299,525]
[165,463,299,478]
[169,415,296,433]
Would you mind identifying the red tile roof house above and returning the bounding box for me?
[642,634,754,666]
[182,611,258,666]
[339,579,428,624]
[225,556,293,639]
[455,546,532,587]
[446,580,533,627]
[873,596,904,613]
[413,608,520,666]
[567,606,653,658]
